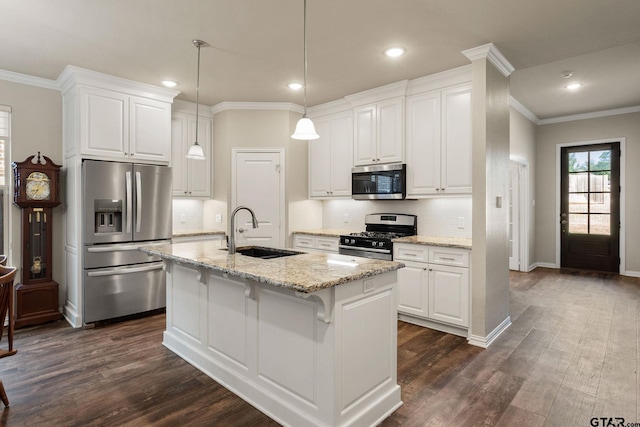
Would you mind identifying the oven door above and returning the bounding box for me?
[339,245,393,261]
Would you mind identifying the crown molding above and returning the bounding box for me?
[0,69,59,91]
[211,101,303,115]
[406,65,472,96]
[538,105,640,125]
[57,65,180,102]
[345,80,409,107]
[462,43,515,77]
[509,96,539,124]
[308,98,351,118]
[172,99,214,117]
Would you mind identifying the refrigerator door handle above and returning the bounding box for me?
[86,262,164,277]
[136,171,142,233]
[86,241,169,253]
[125,171,132,233]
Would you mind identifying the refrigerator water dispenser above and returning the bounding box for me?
[94,199,122,234]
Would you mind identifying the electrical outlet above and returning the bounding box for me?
[457,217,464,229]
[215,213,222,223]
[343,213,350,223]
[179,213,187,223]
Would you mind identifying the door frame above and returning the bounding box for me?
[509,156,529,272]
[555,138,626,273]
[230,148,286,247]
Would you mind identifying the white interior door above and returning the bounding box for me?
[508,161,521,270]
[231,149,284,248]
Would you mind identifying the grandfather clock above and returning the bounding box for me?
[12,152,63,328]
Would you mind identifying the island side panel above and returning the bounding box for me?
[162,260,401,427]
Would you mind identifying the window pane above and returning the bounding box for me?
[589,150,611,172]
[589,171,610,191]
[590,214,610,235]
[569,214,588,234]
[569,193,588,213]
[568,173,588,192]
[590,193,610,213]
[568,152,588,172]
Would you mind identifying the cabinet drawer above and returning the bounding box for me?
[394,244,429,263]
[429,247,469,267]
[316,237,339,252]
[293,235,315,249]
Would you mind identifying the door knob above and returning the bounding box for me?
[238,228,245,233]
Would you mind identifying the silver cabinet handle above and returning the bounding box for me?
[125,171,132,233]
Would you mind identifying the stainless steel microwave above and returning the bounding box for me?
[352,163,407,200]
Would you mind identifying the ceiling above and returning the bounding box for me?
[1,0,639,121]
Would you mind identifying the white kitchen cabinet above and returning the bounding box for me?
[394,242,470,335]
[308,112,352,198]
[293,234,339,253]
[406,84,471,196]
[80,87,172,163]
[353,97,404,166]
[171,112,212,197]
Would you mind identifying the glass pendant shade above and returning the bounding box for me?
[186,142,205,160]
[291,116,319,140]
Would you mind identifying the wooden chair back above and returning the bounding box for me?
[0,264,17,357]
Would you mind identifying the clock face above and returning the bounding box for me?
[25,172,51,201]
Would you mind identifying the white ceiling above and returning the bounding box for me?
[1,0,639,120]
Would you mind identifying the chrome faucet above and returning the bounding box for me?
[228,206,259,254]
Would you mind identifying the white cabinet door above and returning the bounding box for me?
[353,99,404,166]
[129,96,172,162]
[397,262,428,317]
[377,97,404,164]
[80,87,129,159]
[328,112,353,197]
[171,112,212,197]
[428,264,469,327]
[309,117,331,197]
[406,91,441,195]
[292,234,339,253]
[441,85,472,194]
[308,112,352,198]
[353,105,376,166]
[187,115,212,197]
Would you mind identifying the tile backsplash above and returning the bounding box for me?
[322,197,472,238]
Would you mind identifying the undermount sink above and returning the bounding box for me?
[229,246,303,259]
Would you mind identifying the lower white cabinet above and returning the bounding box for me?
[394,243,470,335]
[293,234,339,253]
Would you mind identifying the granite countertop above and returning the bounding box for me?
[393,235,472,250]
[173,230,226,238]
[139,240,404,293]
[292,229,360,238]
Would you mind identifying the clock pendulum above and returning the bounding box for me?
[11,152,63,327]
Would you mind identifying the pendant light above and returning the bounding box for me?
[186,39,207,160]
[291,0,319,140]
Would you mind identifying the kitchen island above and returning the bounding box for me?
[140,240,404,427]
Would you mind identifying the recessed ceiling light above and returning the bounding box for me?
[561,71,573,79]
[162,80,178,88]
[288,82,303,90]
[384,47,406,58]
[565,83,582,90]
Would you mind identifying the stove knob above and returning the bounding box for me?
[350,239,356,244]
[371,241,377,247]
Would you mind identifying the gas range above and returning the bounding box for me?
[339,214,417,261]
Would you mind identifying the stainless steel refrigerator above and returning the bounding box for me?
[82,160,172,323]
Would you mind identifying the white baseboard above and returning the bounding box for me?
[622,270,640,278]
[63,301,82,328]
[535,262,557,269]
[467,316,511,348]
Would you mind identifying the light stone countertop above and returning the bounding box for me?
[139,240,404,293]
[393,235,472,250]
[172,230,226,238]
[292,229,360,238]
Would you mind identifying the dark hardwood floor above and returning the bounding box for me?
[1,267,638,426]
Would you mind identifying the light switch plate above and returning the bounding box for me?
[215,213,222,223]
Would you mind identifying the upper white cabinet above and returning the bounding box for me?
[79,87,172,163]
[353,97,404,166]
[406,84,471,196]
[309,111,352,198]
[171,111,213,198]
